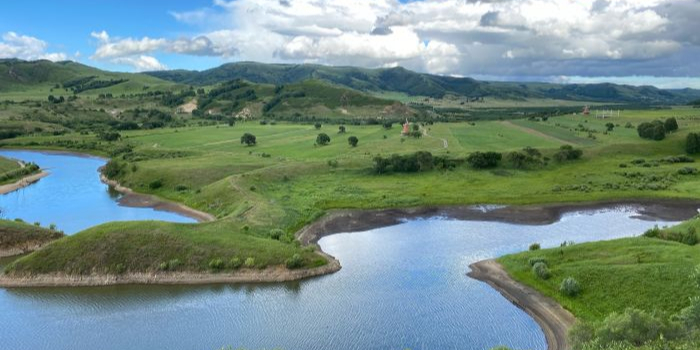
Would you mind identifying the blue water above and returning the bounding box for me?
[0,151,677,350]
[0,150,195,233]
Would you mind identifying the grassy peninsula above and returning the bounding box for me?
[499,221,700,350]
[0,219,64,257]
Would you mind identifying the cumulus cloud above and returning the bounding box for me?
[0,32,67,61]
[112,55,167,72]
[90,0,700,79]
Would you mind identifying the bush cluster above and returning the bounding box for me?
[553,145,583,162]
[467,151,502,169]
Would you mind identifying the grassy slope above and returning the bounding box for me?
[0,219,64,251]
[6,220,323,276]
[0,155,19,173]
[499,237,700,322]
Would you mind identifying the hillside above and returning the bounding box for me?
[146,61,700,103]
[0,219,64,257]
[0,59,178,98]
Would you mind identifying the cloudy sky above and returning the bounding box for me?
[1,0,699,88]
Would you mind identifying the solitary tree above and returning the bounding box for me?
[348,136,358,147]
[605,123,615,132]
[687,133,700,154]
[338,125,346,134]
[383,122,393,129]
[314,122,322,130]
[241,133,256,146]
[316,133,330,146]
[665,117,679,132]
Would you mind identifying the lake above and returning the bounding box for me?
[0,150,676,350]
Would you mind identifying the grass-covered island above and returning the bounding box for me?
[0,219,64,257]
[488,221,700,350]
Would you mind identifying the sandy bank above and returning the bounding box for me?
[0,240,55,258]
[100,173,216,223]
[0,253,340,287]
[296,199,700,245]
[0,171,49,195]
[468,259,575,350]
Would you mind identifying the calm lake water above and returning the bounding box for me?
[0,150,195,233]
[0,151,677,350]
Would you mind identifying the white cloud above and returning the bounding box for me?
[0,32,67,61]
[112,55,167,72]
[92,0,700,78]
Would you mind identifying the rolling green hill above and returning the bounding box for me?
[146,61,700,103]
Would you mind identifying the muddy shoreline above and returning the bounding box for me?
[468,259,576,350]
[0,171,49,195]
[297,198,700,245]
[100,173,216,223]
[0,253,341,287]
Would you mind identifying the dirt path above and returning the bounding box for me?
[468,259,575,350]
[500,121,574,146]
[423,128,448,148]
[0,171,49,195]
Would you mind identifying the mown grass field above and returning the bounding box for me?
[4,106,700,275]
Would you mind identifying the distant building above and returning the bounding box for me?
[402,119,410,135]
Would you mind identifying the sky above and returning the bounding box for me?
[1,0,700,88]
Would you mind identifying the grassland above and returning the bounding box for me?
[499,236,700,322]
[0,156,19,174]
[3,105,700,279]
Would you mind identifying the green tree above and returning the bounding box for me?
[687,133,700,154]
[605,122,615,131]
[415,151,434,171]
[348,136,358,147]
[467,151,502,169]
[240,133,256,146]
[338,125,346,134]
[637,121,666,140]
[665,117,679,132]
[314,122,322,130]
[316,133,331,145]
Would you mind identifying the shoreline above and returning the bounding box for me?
[0,253,341,287]
[100,173,216,223]
[0,171,49,195]
[296,198,700,245]
[468,259,575,350]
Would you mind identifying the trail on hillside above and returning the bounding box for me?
[422,128,448,149]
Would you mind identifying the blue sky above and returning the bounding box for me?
[1,0,699,88]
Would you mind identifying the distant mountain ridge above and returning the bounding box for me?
[145,61,700,104]
[1,59,698,104]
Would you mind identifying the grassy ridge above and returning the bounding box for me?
[0,156,19,174]
[0,219,64,253]
[5,220,324,276]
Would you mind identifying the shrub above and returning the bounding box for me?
[229,257,243,269]
[532,262,551,280]
[637,120,666,140]
[285,254,303,269]
[114,263,126,274]
[338,125,346,134]
[168,259,181,270]
[467,151,502,169]
[208,258,224,271]
[348,136,358,147]
[103,160,125,178]
[686,132,700,154]
[240,133,256,146]
[314,122,322,129]
[174,184,188,191]
[280,232,295,244]
[560,277,581,296]
[269,229,284,240]
[528,257,548,266]
[665,117,679,132]
[554,145,583,162]
[244,257,255,268]
[148,179,163,190]
[596,308,682,346]
[529,243,541,251]
[316,133,331,145]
